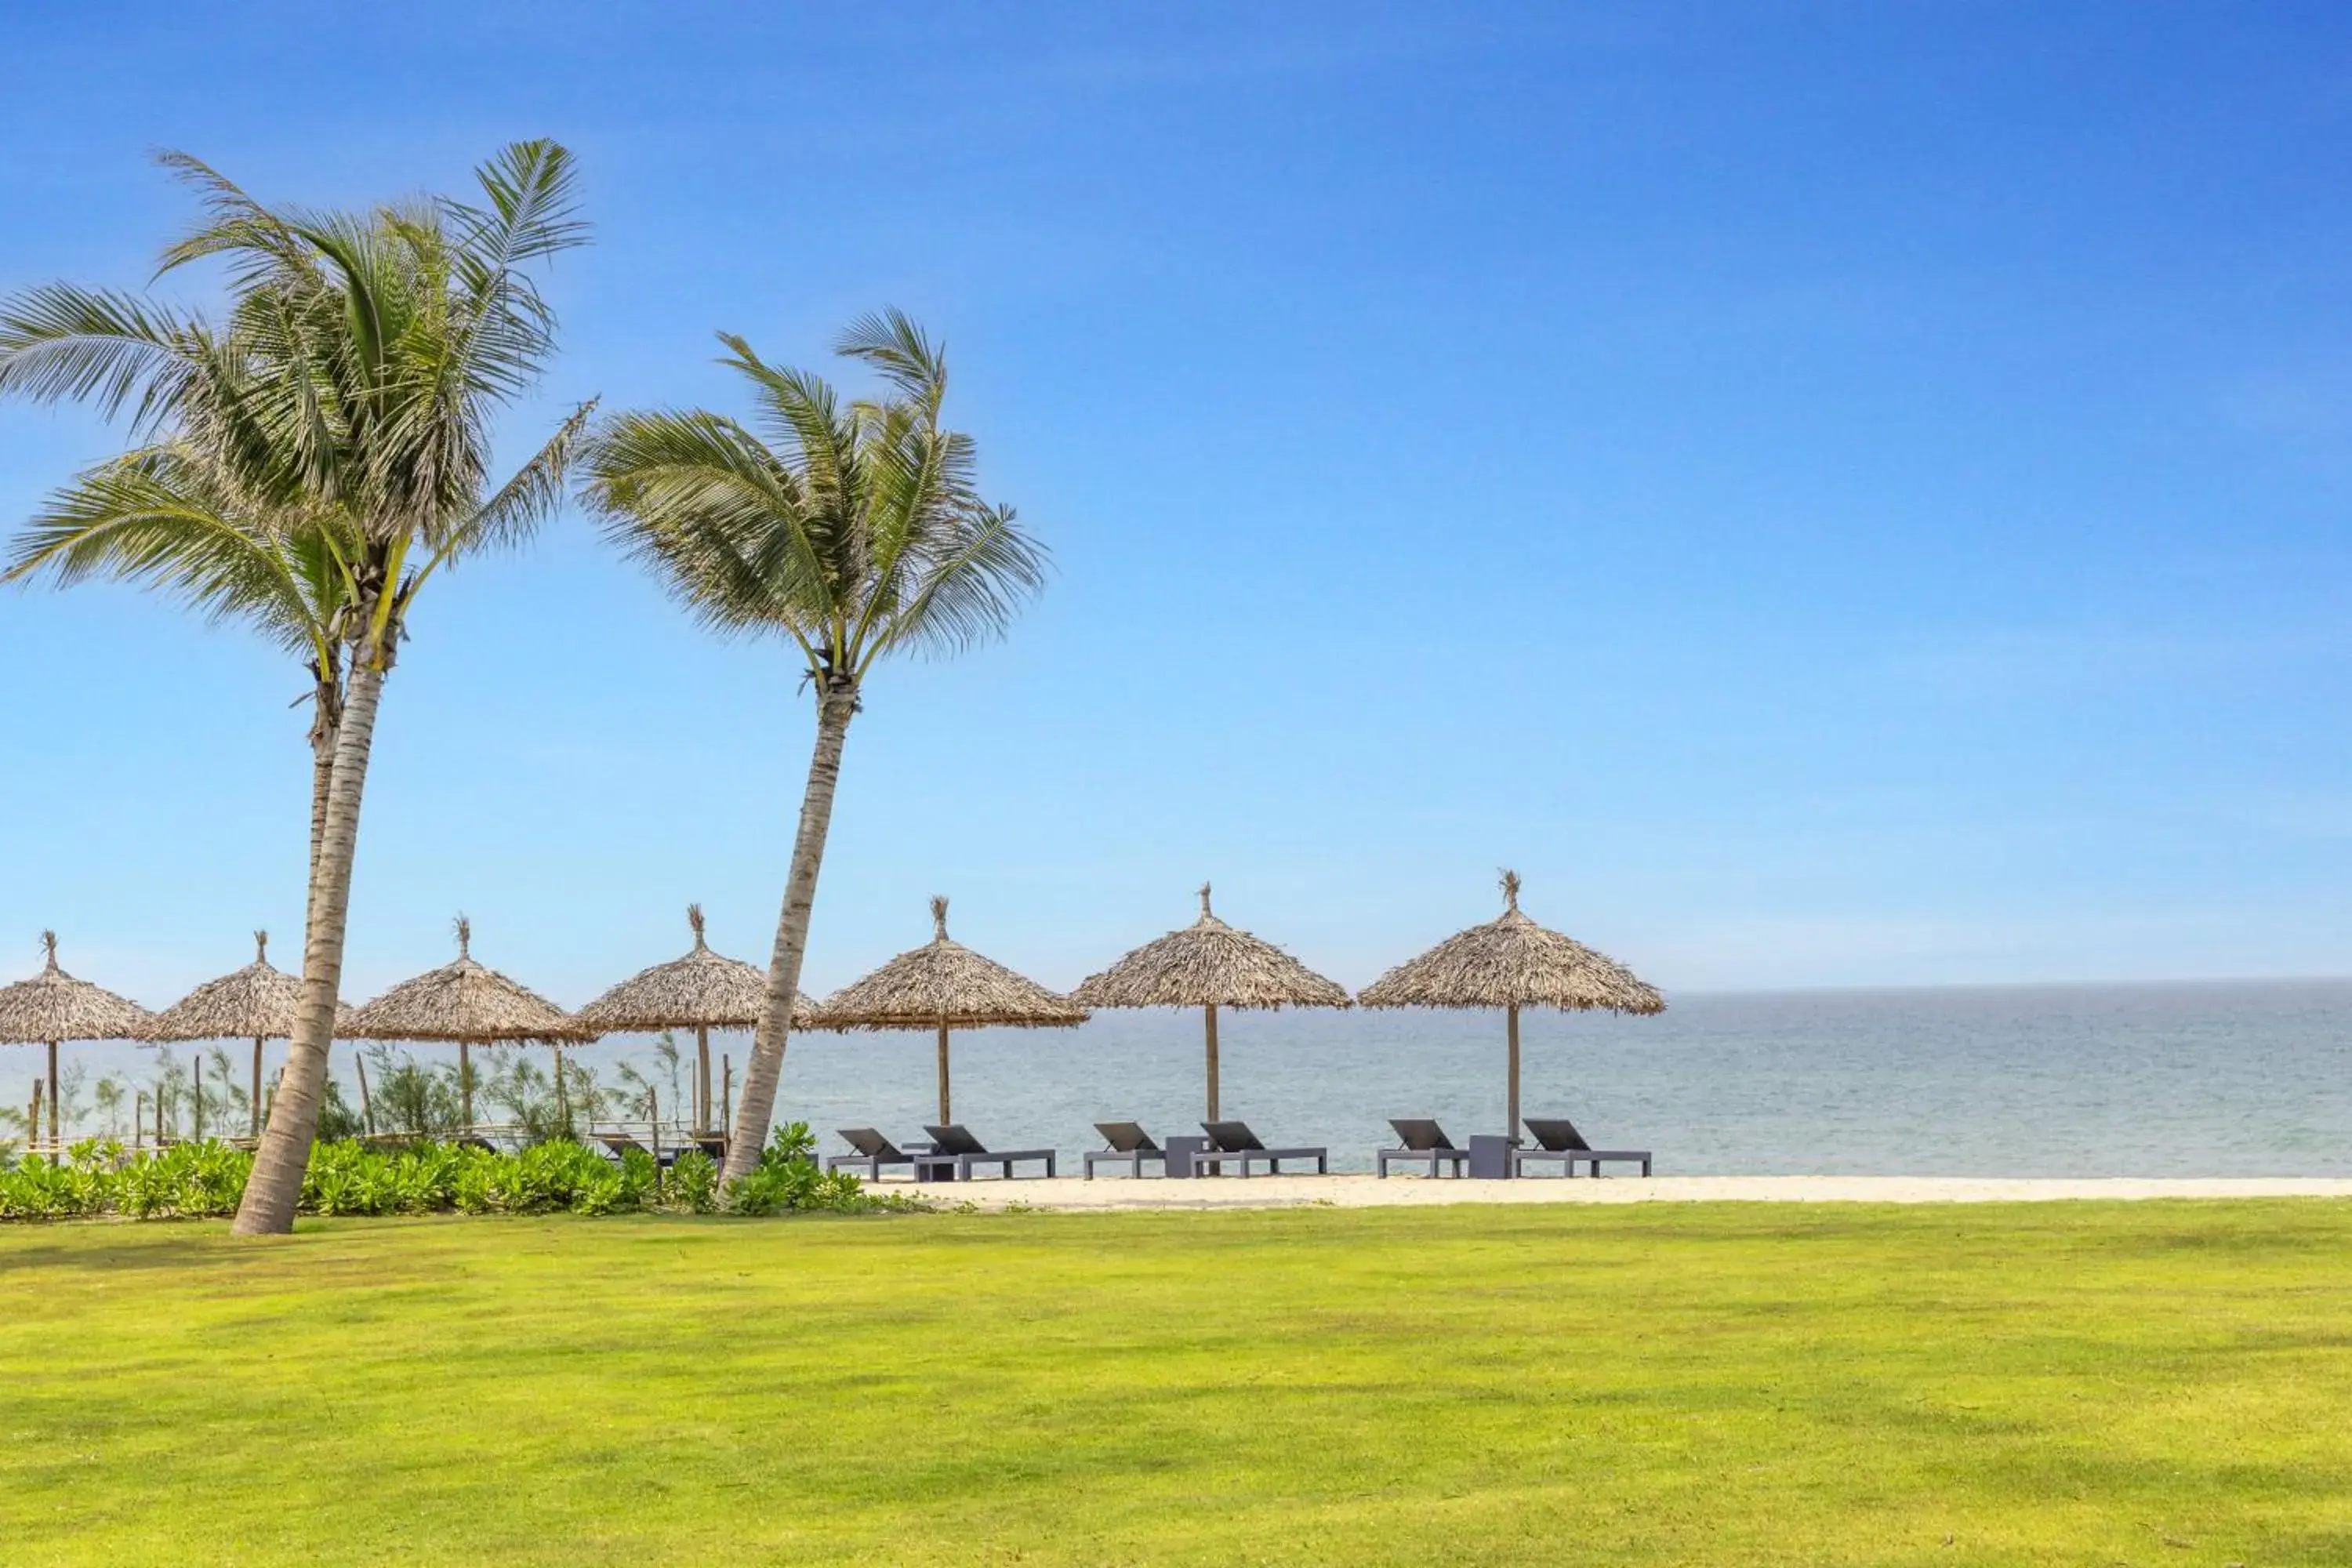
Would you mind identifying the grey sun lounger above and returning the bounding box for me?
[921,1124,1058,1180]
[827,1127,930,1180]
[1193,1120,1328,1177]
[1083,1121,1169,1178]
[1512,1116,1653,1178]
[1375,1118,1475,1178]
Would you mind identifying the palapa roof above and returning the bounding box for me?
[344,916,595,1044]
[1071,885,1351,1011]
[1357,871,1664,1014]
[817,897,1088,1031]
[575,903,810,1033]
[147,930,354,1043]
[0,931,155,1045]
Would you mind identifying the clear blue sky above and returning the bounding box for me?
[4,2,2350,1007]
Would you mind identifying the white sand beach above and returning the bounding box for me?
[895,1174,2352,1211]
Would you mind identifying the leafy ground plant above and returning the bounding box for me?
[0,1133,887,1221]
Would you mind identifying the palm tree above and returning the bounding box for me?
[583,312,1047,1185]
[0,143,592,1232]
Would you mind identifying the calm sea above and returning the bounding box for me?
[45,980,2352,1176]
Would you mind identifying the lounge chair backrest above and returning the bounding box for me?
[838,1127,904,1160]
[1094,1120,1158,1152]
[1387,1118,1452,1152]
[924,1123,988,1156]
[1523,1117,1591,1152]
[1201,1120,1265,1152]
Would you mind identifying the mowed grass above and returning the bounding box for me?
[2,1203,2350,1565]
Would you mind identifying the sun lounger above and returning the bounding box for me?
[1375,1118,1474,1178]
[827,1127,931,1180]
[1512,1116,1652,1177]
[1194,1120,1327,1177]
[1083,1121,1170,1178]
[916,1124,1056,1179]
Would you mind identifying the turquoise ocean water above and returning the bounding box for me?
[49,979,2351,1176]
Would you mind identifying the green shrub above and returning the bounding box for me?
[664,1150,720,1213]
[0,1132,887,1223]
[723,1127,881,1215]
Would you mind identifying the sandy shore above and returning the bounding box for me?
[891,1174,2352,1210]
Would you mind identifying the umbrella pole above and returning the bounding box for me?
[459,1041,474,1131]
[696,1026,711,1132]
[937,1022,952,1125]
[553,1044,568,1134]
[47,1040,60,1152]
[1506,1004,1521,1144]
[1204,1004,1220,1122]
[194,1054,205,1142]
[252,1038,263,1139]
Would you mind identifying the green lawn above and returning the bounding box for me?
[2,1202,2348,1565]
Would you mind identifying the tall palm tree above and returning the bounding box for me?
[583,312,1047,1185]
[0,143,592,1232]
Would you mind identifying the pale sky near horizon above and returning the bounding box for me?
[4,2,2351,1007]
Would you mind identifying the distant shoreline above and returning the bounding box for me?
[891,1175,2352,1210]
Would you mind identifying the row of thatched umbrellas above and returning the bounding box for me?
[0,873,1661,1146]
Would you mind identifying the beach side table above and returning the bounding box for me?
[1467,1134,1517,1179]
[1161,1134,1210,1179]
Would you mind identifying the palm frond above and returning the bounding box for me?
[0,284,203,427]
[5,445,346,659]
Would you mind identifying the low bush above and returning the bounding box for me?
[0,1131,901,1223]
[721,1121,906,1216]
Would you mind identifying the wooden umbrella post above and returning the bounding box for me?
[1505,1003,1521,1144]
[251,1037,263,1139]
[133,1091,144,1151]
[194,1054,205,1142]
[696,1025,711,1133]
[721,1054,731,1134]
[936,1022,953,1125]
[46,1040,60,1151]
[459,1041,474,1131]
[552,1044,568,1134]
[27,1079,41,1155]
[1203,1004,1220,1122]
[354,1053,374,1135]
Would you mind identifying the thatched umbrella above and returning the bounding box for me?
[147,931,355,1140]
[575,903,808,1131]
[0,931,154,1149]
[1358,870,1664,1140]
[343,916,596,1131]
[817,896,1088,1123]
[1071,884,1349,1120]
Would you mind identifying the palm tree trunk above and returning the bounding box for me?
[720,683,858,1186]
[307,732,334,886]
[234,652,387,1234]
